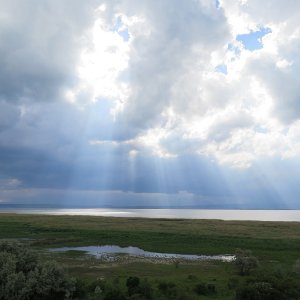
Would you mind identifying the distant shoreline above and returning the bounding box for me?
[0,204,299,210]
[0,208,300,222]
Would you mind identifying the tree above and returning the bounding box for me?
[0,241,75,300]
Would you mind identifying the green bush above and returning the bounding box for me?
[193,282,216,296]
[235,274,300,300]
[157,281,178,298]
[228,277,239,290]
[102,287,126,300]
[126,276,140,296]
[0,241,75,300]
[138,278,153,300]
[234,249,259,275]
[293,259,300,275]
[236,281,278,300]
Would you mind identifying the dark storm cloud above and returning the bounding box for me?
[1,150,299,208]
[0,100,21,131]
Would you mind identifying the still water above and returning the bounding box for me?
[49,245,234,262]
[1,208,300,221]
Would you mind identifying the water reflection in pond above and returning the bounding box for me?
[49,245,234,262]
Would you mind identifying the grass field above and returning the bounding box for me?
[0,213,299,299]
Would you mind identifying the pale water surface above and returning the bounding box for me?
[49,245,234,262]
[1,208,300,221]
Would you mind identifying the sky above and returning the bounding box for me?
[0,0,300,209]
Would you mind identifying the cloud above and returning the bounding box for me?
[0,100,20,131]
[0,178,22,190]
[0,0,99,103]
[105,0,300,167]
[113,0,230,128]
[0,0,300,208]
[221,0,300,124]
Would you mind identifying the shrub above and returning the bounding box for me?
[234,249,258,275]
[228,277,239,290]
[103,287,126,300]
[0,241,75,300]
[293,259,300,275]
[138,278,153,300]
[158,281,175,293]
[194,282,216,296]
[187,274,197,281]
[126,276,140,296]
[235,274,300,300]
[157,281,178,298]
[236,281,277,300]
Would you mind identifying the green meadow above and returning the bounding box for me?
[0,213,300,299]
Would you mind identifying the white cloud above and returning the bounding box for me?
[69,15,130,105]
[90,0,300,168]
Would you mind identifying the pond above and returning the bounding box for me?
[49,245,234,262]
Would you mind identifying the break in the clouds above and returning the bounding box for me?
[0,0,300,208]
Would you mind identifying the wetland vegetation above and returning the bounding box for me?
[0,213,300,299]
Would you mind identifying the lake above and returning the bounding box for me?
[1,208,300,221]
